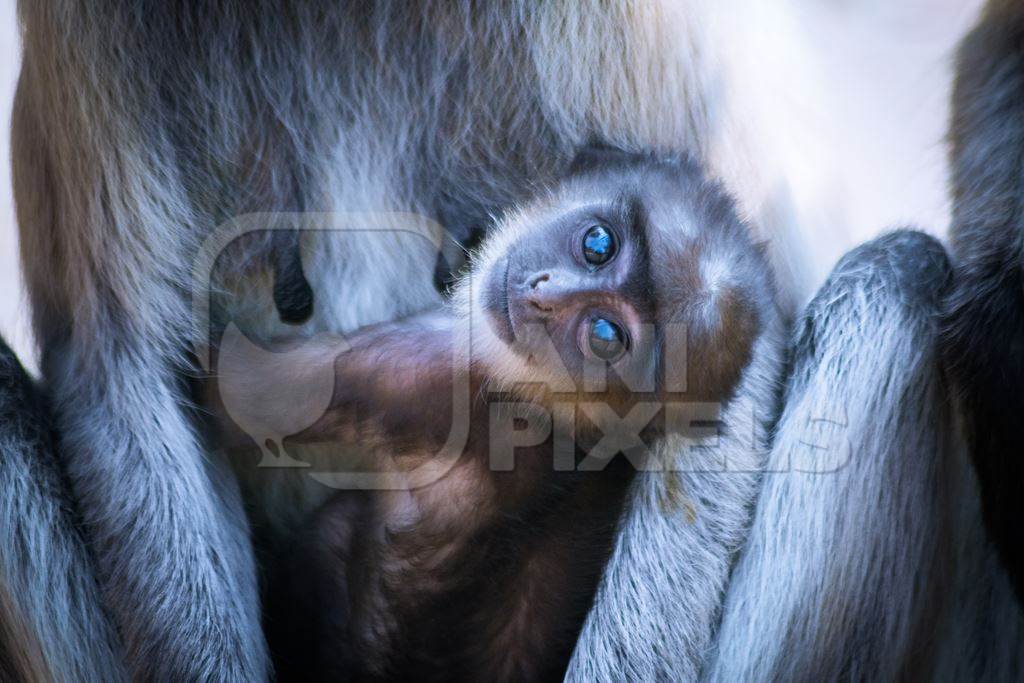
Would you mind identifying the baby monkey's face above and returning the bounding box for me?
[478,195,660,401]
[462,152,772,411]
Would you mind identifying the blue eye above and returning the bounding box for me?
[588,318,626,360]
[583,225,616,265]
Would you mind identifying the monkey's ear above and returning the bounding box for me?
[568,139,635,175]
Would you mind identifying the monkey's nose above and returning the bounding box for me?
[523,271,580,314]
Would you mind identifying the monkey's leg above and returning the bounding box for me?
[943,0,1024,602]
[706,231,1022,680]
[12,35,268,683]
[0,338,126,682]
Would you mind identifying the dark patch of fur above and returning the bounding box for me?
[272,233,315,325]
[942,0,1024,602]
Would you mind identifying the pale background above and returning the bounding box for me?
[0,0,985,375]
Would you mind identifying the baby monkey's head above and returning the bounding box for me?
[456,145,776,417]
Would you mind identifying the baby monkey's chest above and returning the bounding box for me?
[348,457,613,679]
[364,455,550,607]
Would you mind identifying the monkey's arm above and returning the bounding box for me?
[13,14,269,678]
[208,311,461,458]
[704,231,1024,680]
[299,317,462,458]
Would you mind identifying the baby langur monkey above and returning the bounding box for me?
[207,147,776,681]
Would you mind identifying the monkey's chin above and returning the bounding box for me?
[481,257,515,344]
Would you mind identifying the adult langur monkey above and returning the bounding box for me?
[5,2,1024,681]
[943,0,1024,603]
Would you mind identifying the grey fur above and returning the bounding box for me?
[706,231,1024,681]
[7,1,1023,680]
[0,340,125,682]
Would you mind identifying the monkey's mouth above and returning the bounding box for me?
[483,258,515,344]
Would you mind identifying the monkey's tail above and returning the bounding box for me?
[943,0,1024,602]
